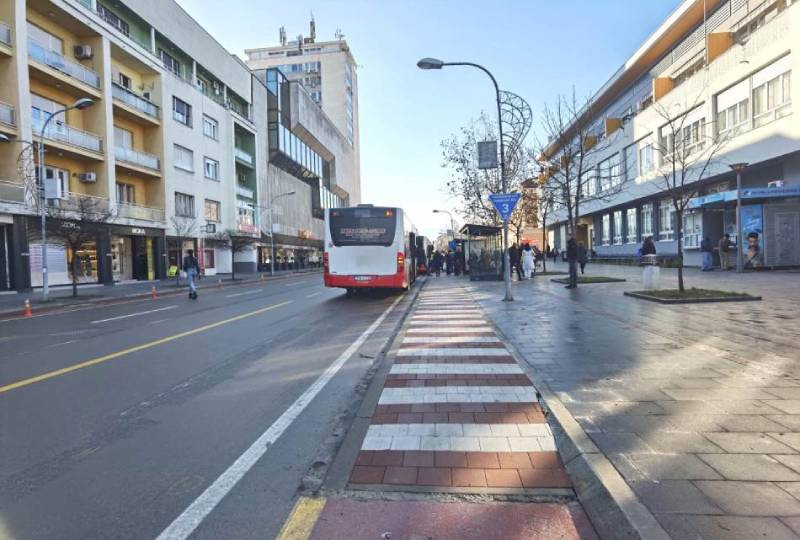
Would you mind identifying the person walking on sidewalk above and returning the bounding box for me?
[718,233,734,270]
[509,243,521,281]
[577,241,588,274]
[565,235,578,289]
[183,249,200,299]
[521,243,535,279]
[431,250,444,277]
[700,236,714,271]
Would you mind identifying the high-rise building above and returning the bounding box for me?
[546,0,800,268]
[244,20,361,204]
[0,0,359,292]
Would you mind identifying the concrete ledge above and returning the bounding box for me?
[624,290,762,304]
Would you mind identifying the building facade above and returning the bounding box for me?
[0,0,359,292]
[547,0,800,268]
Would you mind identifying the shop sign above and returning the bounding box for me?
[741,186,800,199]
[130,227,146,235]
[741,205,764,269]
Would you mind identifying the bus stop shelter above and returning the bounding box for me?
[460,224,503,281]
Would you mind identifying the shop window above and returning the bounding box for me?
[613,211,623,245]
[683,211,702,249]
[602,214,611,245]
[203,249,215,269]
[626,208,638,244]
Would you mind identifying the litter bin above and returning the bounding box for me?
[641,254,660,290]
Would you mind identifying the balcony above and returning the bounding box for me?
[0,180,24,205]
[234,147,254,167]
[33,118,103,159]
[117,201,165,222]
[112,83,159,124]
[237,221,258,235]
[236,185,254,199]
[0,101,14,134]
[49,191,111,215]
[0,21,11,54]
[114,146,161,177]
[27,38,101,93]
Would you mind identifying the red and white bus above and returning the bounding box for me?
[324,205,418,292]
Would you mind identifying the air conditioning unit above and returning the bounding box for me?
[74,45,93,60]
[768,180,785,188]
[79,172,97,183]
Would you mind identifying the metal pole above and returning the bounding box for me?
[735,169,743,273]
[38,137,48,301]
[269,203,275,277]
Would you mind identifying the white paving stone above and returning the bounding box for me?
[448,437,482,451]
[406,327,494,334]
[378,386,537,404]
[434,423,463,436]
[361,436,392,450]
[406,424,436,436]
[518,423,552,437]
[402,336,501,344]
[538,437,557,451]
[363,424,556,453]
[390,436,421,451]
[490,424,521,437]
[420,436,452,451]
[396,347,509,357]
[462,424,494,437]
[509,437,544,452]
[389,363,523,375]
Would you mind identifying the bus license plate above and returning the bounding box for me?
[354,276,372,281]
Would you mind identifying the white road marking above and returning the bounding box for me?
[378,386,537,404]
[305,292,321,298]
[402,336,501,344]
[406,327,493,333]
[48,339,77,348]
[90,305,178,324]
[155,292,404,540]
[397,347,510,357]
[225,289,263,298]
[409,319,488,326]
[390,363,523,374]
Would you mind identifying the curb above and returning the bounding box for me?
[623,290,762,304]
[0,270,322,320]
[466,286,671,540]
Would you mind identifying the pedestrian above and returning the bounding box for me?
[445,250,454,276]
[551,247,559,264]
[522,244,535,279]
[641,236,657,256]
[454,246,463,276]
[432,250,444,277]
[577,241,588,274]
[545,244,551,260]
[718,233,734,270]
[700,236,714,271]
[566,235,578,288]
[509,243,521,281]
[183,248,200,299]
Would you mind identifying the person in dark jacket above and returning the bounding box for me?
[577,241,589,274]
[182,249,200,299]
[641,236,657,256]
[509,243,521,281]
[431,250,444,277]
[445,250,455,275]
[700,236,714,271]
[566,236,579,288]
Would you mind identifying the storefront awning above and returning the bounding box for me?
[689,185,800,208]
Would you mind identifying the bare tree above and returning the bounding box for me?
[205,229,259,281]
[535,89,632,238]
[169,216,197,287]
[39,196,116,297]
[649,96,727,291]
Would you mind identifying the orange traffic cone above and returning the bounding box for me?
[23,299,32,318]
[151,286,158,299]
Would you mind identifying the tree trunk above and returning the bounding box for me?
[675,210,685,292]
[231,251,236,282]
[541,212,548,273]
[71,253,79,298]
[175,239,181,288]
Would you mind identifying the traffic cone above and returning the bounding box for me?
[151,286,158,300]
[23,299,32,318]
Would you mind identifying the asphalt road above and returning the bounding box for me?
[0,274,415,539]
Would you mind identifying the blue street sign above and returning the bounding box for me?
[489,193,521,221]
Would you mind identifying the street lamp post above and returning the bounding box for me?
[1,97,95,300]
[267,191,296,276]
[432,209,456,241]
[729,163,748,273]
[418,58,513,301]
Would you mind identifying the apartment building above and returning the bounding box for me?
[0,0,360,292]
[244,21,361,206]
[546,0,800,268]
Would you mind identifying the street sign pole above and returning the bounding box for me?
[489,193,521,296]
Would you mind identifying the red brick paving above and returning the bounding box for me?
[485,469,523,488]
[451,468,487,487]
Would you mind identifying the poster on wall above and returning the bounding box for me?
[741,204,763,269]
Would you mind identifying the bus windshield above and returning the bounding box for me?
[329,207,396,247]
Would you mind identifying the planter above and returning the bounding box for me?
[624,289,762,304]
[551,277,627,284]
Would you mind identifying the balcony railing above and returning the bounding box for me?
[236,185,254,199]
[0,101,14,126]
[114,146,160,171]
[0,21,11,47]
[27,38,100,89]
[117,201,165,222]
[48,191,111,214]
[33,117,103,154]
[234,147,254,166]
[0,180,24,204]
[237,221,258,234]
[112,83,159,119]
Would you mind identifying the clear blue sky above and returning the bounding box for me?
[176,0,679,239]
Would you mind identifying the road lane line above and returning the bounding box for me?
[305,292,321,298]
[0,301,292,394]
[225,289,263,298]
[156,294,404,540]
[90,305,178,324]
[275,496,327,540]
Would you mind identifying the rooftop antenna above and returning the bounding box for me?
[335,28,344,40]
[309,12,316,42]
[279,26,286,46]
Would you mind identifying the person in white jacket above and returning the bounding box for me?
[521,244,535,279]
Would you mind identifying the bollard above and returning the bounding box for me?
[151,286,158,300]
[23,299,32,318]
